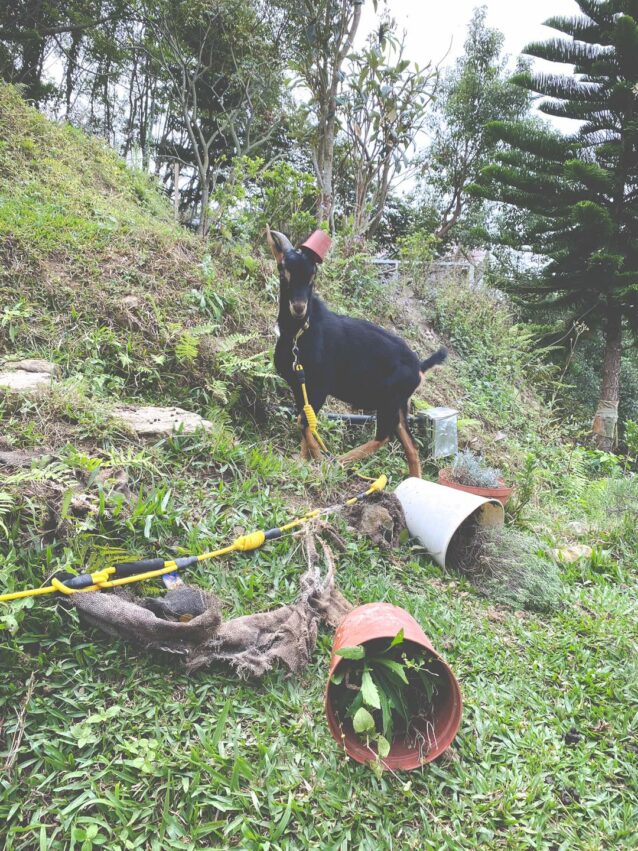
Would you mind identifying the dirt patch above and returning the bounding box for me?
[344,492,406,548]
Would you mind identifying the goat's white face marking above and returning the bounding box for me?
[283,268,291,283]
[289,301,307,318]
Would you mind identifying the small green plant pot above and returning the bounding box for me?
[325,603,462,770]
[438,468,513,506]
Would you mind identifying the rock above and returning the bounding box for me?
[0,449,52,467]
[360,504,394,543]
[113,405,213,437]
[0,358,58,395]
[566,521,589,536]
[1,359,59,375]
[120,295,141,309]
[344,494,406,549]
[553,544,593,563]
[95,466,132,500]
[0,370,53,393]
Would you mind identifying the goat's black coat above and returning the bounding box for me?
[274,247,447,440]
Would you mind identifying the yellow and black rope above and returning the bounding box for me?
[0,474,387,604]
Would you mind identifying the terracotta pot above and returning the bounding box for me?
[299,230,332,263]
[438,468,513,507]
[325,603,462,770]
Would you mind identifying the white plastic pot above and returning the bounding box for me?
[395,478,504,569]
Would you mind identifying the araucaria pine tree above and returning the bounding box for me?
[475,1,638,448]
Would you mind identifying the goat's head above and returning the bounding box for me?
[267,227,328,320]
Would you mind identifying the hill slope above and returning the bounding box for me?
[1,86,637,850]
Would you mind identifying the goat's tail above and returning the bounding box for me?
[420,346,448,375]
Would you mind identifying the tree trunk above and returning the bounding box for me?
[64,30,80,119]
[198,171,210,237]
[173,162,180,221]
[20,0,46,103]
[592,299,622,450]
[311,0,362,229]
[317,97,336,227]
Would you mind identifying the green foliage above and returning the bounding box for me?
[175,330,199,363]
[1,77,637,851]
[341,24,437,236]
[450,448,503,488]
[624,419,638,460]
[578,474,638,564]
[318,245,391,318]
[475,2,638,344]
[426,273,557,430]
[211,156,317,245]
[332,630,437,762]
[397,228,439,274]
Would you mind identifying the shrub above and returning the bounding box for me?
[449,449,502,488]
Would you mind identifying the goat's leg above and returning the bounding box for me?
[297,416,310,459]
[304,427,323,460]
[301,385,328,461]
[339,403,399,467]
[297,414,322,460]
[395,408,421,478]
[294,390,326,462]
[338,436,389,464]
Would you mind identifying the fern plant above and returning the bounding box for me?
[0,491,13,536]
[0,461,78,539]
[175,330,199,363]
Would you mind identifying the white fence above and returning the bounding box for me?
[367,257,482,288]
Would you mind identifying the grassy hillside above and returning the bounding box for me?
[1,86,637,850]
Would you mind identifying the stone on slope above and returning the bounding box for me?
[113,405,213,437]
[0,359,58,394]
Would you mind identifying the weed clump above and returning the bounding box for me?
[447,519,562,612]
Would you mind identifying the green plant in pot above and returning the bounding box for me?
[439,448,513,505]
[330,629,439,769]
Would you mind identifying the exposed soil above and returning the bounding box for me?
[343,491,406,549]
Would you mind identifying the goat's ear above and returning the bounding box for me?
[266,226,293,264]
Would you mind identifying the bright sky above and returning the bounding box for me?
[357,0,582,137]
[358,0,581,70]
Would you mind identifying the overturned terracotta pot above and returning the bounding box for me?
[325,602,462,770]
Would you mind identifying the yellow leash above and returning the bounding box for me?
[291,322,328,454]
[0,475,387,604]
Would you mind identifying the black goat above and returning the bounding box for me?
[267,228,447,477]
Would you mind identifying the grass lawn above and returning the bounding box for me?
[1,427,637,850]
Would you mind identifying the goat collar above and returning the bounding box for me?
[293,320,310,343]
[274,317,309,341]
